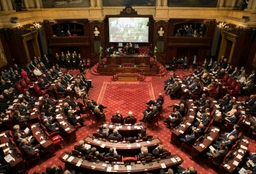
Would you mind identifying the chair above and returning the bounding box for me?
[142,135,153,141]
[89,110,105,127]
[208,84,220,99]
[222,77,234,86]
[107,136,122,142]
[86,59,91,68]
[103,156,120,162]
[44,130,64,149]
[122,156,137,163]
[24,76,32,84]
[221,73,229,82]
[124,117,137,124]
[33,84,47,96]
[86,154,98,161]
[124,137,136,143]
[227,80,237,90]
[111,117,122,124]
[54,86,65,99]
[93,132,105,139]
[20,79,28,88]
[140,155,154,162]
[16,147,41,168]
[145,112,160,128]
[227,83,241,97]
[15,82,28,94]
[159,151,171,159]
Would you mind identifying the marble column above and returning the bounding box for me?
[6,0,13,10]
[251,0,256,10]
[230,0,237,8]
[0,0,8,11]
[96,0,101,7]
[247,0,253,9]
[90,0,95,7]
[23,0,29,9]
[218,0,225,7]
[162,0,168,7]
[156,0,161,7]
[39,0,43,7]
[35,0,40,8]
[28,0,35,8]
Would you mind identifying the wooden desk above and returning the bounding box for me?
[102,123,144,137]
[219,137,250,173]
[107,55,150,65]
[0,131,25,170]
[191,126,220,157]
[171,101,195,143]
[59,152,183,173]
[30,123,55,155]
[84,136,161,156]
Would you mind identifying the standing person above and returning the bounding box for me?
[71,53,76,69]
[65,53,71,70]
[60,52,66,68]
[192,55,197,70]
[42,54,50,69]
[55,52,60,66]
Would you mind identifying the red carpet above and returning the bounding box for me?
[28,68,218,174]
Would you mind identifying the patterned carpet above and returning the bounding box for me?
[28,68,219,174]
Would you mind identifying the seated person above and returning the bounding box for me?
[65,95,85,113]
[46,165,63,174]
[175,166,197,174]
[67,109,85,126]
[206,142,228,164]
[74,140,91,155]
[56,82,66,94]
[93,107,106,121]
[19,139,41,156]
[219,93,230,107]
[213,135,236,150]
[88,147,103,160]
[219,124,239,141]
[13,124,31,138]
[43,118,59,132]
[163,111,182,128]
[169,82,181,98]
[24,91,36,104]
[146,93,163,106]
[246,101,256,115]
[139,147,152,160]
[13,110,30,123]
[194,93,207,106]
[112,110,124,124]
[74,83,85,97]
[140,106,158,122]
[152,144,169,158]
[243,95,255,108]
[14,132,36,147]
[223,112,239,124]
[0,95,8,113]
[138,128,147,140]
[96,125,109,138]
[124,111,136,124]
[105,147,121,160]
[108,129,122,139]
[160,168,174,174]
[179,129,200,144]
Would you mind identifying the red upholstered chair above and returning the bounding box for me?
[86,59,91,68]
[145,112,160,128]
[54,86,65,99]
[16,146,41,168]
[208,84,220,99]
[20,79,28,88]
[102,57,107,65]
[44,130,64,149]
[15,82,28,94]
[221,73,229,82]
[111,117,122,124]
[122,156,137,163]
[89,110,105,127]
[227,83,241,97]
[124,117,137,124]
[227,80,237,90]
[222,76,233,86]
[33,84,47,96]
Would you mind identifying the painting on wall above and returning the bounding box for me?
[168,0,217,7]
[0,40,8,69]
[42,0,90,8]
[103,0,156,6]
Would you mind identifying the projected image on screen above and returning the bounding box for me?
[109,17,149,43]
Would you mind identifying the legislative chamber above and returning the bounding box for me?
[0,0,256,174]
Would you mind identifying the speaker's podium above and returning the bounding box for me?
[98,54,158,78]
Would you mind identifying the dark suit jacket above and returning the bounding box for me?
[74,145,90,155]
[138,153,152,160]
[57,85,66,93]
[67,113,78,125]
[20,144,36,156]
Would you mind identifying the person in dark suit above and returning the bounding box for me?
[108,129,122,139]
[219,94,230,107]
[139,147,152,160]
[112,110,124,124]
[0,95,8,113]
[141,106,158,122]
[67,110,85,126]
[19,139,41,156]
[152,144,169,158]
[247,101,256,115]
[164,111,182,128]
[243,95,255,108]
[108,46,115,55]
[169,82,181,98]
[3,89,14,101]
[74,140,91,155]
[194,93,207,106]
[220,58,228,69]
[206,142,228,164]
[123,111,136,124]
[105,147,121,160]
[56,82,66,94]
[159,168,174,174]
[93,107,106,121]
[65,95,84,113]
[219,125,239,140]
[146,93,163,106]
[176,166,197,174]
[180,129,200,144]
[213,135,236,150]
[46,165,63,174]
[43,118,59,132]
[89,147,103,160]
[42,54,50,69]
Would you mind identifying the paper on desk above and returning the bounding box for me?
[6,110,11,114]
[65,127,70,131]
[215,105,220,108]
[127,126,131,130]
[4,154,14,163]
[101,144,106,148]
[147,141,150,144]
[0,144,5,148]
[40,140,46,144]
[176,157,181,161]
[67,156,74,162]
[127,165,132,170]
[170,158,177,163]
[3,147,9,153]
[0,133,5,137]
[109,125,113,128]
[224,164,230,169]
[240,145,248,150]
[161,163,166,168]
[76,159,82,167]
[96,140,101,144]
[233,160,239,166]
[209,145,215,152]
[242,139,249,144]
[207,136,213,141]
[179,130,184,134]
[136,143,141,147]
[127,144,131,148]
[62,154,69,160]
[236,154,242,160]
[199,144,205,148]
[18,94,23,98]
[189,115,194,118]
[186,122,191,126]
[107,167,112,172]
[39,96,43,100]
[114,165,119,170]
[13,99,19,103]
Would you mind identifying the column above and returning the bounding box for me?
[90,0,95,7]
[6,0,13,10]
[35,0,40,8]
[230,0,237,8]
[251,0,256,10]
[156,0,161,7]
[28,0,35,8]
[1,0,8,11]
[218,0,225,7]
[23,0,29,9]
[96,0,101,7]
[162,0,168,7]
[39,0,43,7]
[247,0,253,9]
